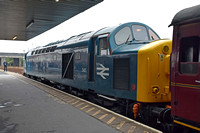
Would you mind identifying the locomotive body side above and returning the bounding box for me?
[25,22,172,129]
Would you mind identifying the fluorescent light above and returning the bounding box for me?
[13,35,17,40]
[26,20,34,29]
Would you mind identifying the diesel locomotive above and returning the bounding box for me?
[169,4,200,132]
[25,22,172,129]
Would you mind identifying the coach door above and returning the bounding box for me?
[174,22,200,124]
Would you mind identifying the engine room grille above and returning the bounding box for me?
[113,58,130,90]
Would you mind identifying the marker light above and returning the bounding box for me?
[163,45,169,54]
[152,87,160,94]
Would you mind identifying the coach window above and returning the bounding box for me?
[132,25,149,41]
[99,37,110,56]
[114,26,133,45]
[179,36,200,74]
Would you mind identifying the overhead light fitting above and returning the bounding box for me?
[55,0,59,2]
[26,20,34,29]
[13,35,17,40]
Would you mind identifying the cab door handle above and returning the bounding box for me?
[195,80,200,83]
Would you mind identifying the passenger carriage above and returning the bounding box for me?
[169,4,200,132]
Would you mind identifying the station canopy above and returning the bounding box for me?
[0,0,103,41]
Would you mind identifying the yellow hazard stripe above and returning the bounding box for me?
[174,120,200,131]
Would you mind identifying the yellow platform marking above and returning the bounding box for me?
[116,121,125,130]
[64,97,72,100]
[75,102,85,107]
[99,114,108,120]
[71,100,79,105]
[128,126,136,133]
[107,116,116,124]
[92,110,101,116]
[47,94,66,104]
[86,107,95,113]
[80,105,89,110]
[67,99,75,103]
[10,72,162,133]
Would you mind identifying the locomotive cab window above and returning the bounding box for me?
[179,36,200,74]
[148,29,159,40]
[99,37,110,56]
[132,25,149,41]
[114,26,133,45]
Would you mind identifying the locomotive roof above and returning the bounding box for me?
[55,26,117,49]
[169,4,200,26]
[30,22,157,53]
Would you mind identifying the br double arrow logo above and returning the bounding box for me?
[97,63,109,79]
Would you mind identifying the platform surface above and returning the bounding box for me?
[0,71,162,133]
[0,71,120,133]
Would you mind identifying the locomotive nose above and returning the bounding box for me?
[137,39,172,102]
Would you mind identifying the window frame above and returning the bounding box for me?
[148,28,160,40]
[179,36,200,75]
[99,37,109,56]
[96,34,110,56]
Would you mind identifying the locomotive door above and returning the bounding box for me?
[94,34,113,93]
[89,34,110,82]
[173,22,200,125]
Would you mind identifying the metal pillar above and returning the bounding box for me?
[0,57,5,66]
[13,58,20,66]
[19,58,21,66]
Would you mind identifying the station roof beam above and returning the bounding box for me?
[0,0,103,41]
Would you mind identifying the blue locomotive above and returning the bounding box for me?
[25,22,172,127]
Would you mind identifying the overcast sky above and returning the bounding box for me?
[0,0,199,53]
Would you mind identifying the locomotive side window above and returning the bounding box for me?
[42,48,46,53]
[99,37,109,56]
[132,25,149,41]
[179,36,200,74]
[31,51,35,55]
[50,46,57,52]
[149,29,159,40]
[114,26,133,45]
[46,47,51,53]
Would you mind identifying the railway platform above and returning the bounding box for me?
[0,70,161,133]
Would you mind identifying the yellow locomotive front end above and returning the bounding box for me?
[137,40,172,103]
